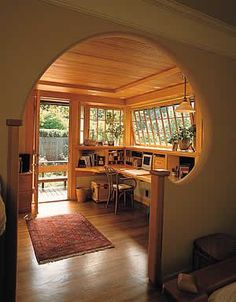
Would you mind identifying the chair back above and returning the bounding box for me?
[104,166,119,195]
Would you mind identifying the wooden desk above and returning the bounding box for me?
[75,165,151,183]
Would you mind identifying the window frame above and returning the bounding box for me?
[83,104,124,146]
[131,100,195,148]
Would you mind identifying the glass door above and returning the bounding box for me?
[38,99,69,203]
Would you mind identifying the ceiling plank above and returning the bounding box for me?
[125,83,193,106]
[116,66,179,92]
[38,80,115,93]
[39,90,125,106]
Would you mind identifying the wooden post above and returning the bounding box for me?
[68,98,79,200]
[148,169,170,286]
[4,119,22,302]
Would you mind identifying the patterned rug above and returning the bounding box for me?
[26,213,114,264]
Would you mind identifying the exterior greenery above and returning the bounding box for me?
[39,129,68,137]
[40,103,69,133]
[89,107,124,145]
[169,126,195,142]
[39,102,69,161]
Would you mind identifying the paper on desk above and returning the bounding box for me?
[121,169,150,176]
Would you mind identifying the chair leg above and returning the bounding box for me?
[115,190,119,215]
[106,187,112,208]
[124,192,127,207]
[106,196,110,208]
[131,192,134,208]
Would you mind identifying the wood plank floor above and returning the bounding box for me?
[17,200,168,302]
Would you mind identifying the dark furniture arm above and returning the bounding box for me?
[164,256,236,302]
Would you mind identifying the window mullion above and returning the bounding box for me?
[147,109,156,145]
[160,108,167,146]
[172,105,179,132]
[166,108,172,136]
[138,111,146,145]
[133,111,141,144]
[142,110,151,145]
[153,108,162,145]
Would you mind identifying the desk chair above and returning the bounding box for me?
[105,166,137,215]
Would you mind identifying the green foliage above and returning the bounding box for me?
[40,104,69,130]
[169,125,195,143]
[89,108,124,145]
[105,112,124,143]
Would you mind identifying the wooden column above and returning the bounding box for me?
[4,119,22,302]
[124,107,132,146]
[68,98,79,200]
[148,169,170,286]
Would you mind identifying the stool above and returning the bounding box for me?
[192,233,236,270]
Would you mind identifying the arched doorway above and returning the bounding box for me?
[17,32,202,301]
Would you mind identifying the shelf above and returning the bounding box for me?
[77,145,197,157]
[77,145,124,150]
[125,146,198,158]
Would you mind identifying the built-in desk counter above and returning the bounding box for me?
[75,165,151,183]
[75,145,199,205]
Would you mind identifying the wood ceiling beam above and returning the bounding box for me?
[38,80,116,93]
[38,90,125,106]
[115,66,179,92]
[125,83,193,106]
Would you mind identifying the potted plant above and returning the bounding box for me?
[169,125,196,150]
[106,113,124,146]
[168,132,179,151]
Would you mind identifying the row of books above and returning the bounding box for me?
[78,152,105,167]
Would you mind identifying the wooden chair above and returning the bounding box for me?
[105,166,137,214]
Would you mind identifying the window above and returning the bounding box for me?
[132,101,194,147]
[80,104,84,144]
[88,107,124,145]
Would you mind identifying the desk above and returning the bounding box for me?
[75,165,151,183]
[75,166,152,206]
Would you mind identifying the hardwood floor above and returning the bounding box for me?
[17,201,168,302]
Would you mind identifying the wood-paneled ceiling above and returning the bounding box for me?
[38,36,185,101]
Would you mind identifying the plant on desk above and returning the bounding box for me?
[169,125,196,151]
[105,112,124,146]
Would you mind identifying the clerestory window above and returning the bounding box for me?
[132,101,194,147]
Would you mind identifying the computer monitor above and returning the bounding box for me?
[141,154,153,170]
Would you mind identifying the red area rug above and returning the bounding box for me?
[26,213,113,264]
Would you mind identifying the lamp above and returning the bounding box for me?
[175,76,195,113]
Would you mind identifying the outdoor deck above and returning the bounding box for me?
[38,185,67,203]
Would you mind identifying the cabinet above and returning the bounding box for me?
[19,172,32,213]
